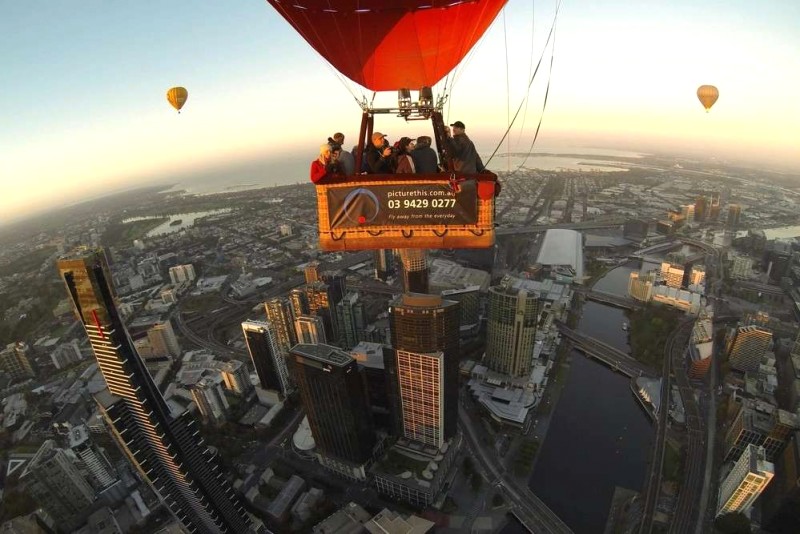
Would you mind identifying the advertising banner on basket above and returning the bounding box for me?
[327,180,478,228]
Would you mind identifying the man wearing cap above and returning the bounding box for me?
[365,131,394,174]
[444,121,484,173]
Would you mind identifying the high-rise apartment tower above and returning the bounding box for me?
[387,293,459,445]
[57,249,253,534]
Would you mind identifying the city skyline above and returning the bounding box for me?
[2,161,800,531]
[2,1,800,225]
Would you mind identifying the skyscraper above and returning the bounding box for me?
[168,264,196,285]
[763,432,800,531]
[373,249,394,282]
[717,444,774,517]
[694,195,707,222]
[57,249,253,534]
[708,193,721,222]
[190,374,230,424]
[146,320,181,359]
[265,296,297,352]
[290,343,376,479]
[628,271,656,302]
[295,314,327,344]
[660,261,686,288]
[322,270,347,343]
[306,281,337,342]
[50,340,84,370]
[388,293,459,444]
[441,286,481,332]
[242,320,292,396]
[289,287,310,318]
[728,204,742,228]
[219,360,253,396]
[68,425,118,492]
[392,348,448,447]
[689,265,706,286]
[398,249,429,294]
[304,261,321,284]
[728,325,772,372]
[337,291,366,349]
[485,283,541,377]
[681,204,695,224]
[0,341,35,380]
[21,440,96,532]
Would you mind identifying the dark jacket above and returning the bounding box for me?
[446,133,483,173]
[365,143,394,174]
[411,143,439,173]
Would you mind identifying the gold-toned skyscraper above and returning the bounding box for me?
[57,249,252,534]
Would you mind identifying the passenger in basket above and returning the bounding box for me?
[444,121,485,173]
[411,135,438,173]
[309,144,340,183]
[365,132,395,174]
[328,132,355,175]
[394,137,416,174]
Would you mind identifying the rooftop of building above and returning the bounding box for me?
[535,229,584,279]
[371,438,454,491]
[349,342,386,370]
[498,275,571,303]
[365,509,434,534]
[292,343,353,366]
[467,379,537,425]
[690,341,714,362]
[312,502,372,534]
[267,474,306,518]
[428,258,491,292]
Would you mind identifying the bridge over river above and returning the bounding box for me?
[555,321,657,378]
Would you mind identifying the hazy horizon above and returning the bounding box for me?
[3,1,799,225]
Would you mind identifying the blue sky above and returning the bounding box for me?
[2,0,799,225]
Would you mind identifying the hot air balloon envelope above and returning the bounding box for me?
[166,87,188,112]
[696,85,719,112]
[267,0,508,91]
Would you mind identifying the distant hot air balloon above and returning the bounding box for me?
[696,85,719,112]
[166,87,188,113]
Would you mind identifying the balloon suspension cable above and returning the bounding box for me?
[503,8,510,173]
[322,60,365,110]
[516,1,537,147]
[484,0,561,171]
[446,2,500,115]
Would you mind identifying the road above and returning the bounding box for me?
[669,320,706,534]
[638,321,675,533]
[458,397,573,534]
[496,217,627,236]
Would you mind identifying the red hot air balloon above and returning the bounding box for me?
[267,0,508,91]
[267,0,505,252]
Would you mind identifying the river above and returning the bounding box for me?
[505,262,655,533]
